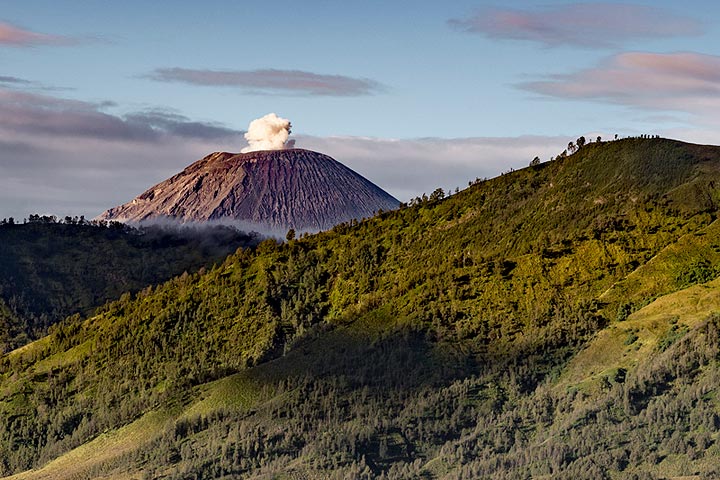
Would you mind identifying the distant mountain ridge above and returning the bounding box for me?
[98,148,399,233]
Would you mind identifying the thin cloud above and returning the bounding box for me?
[449,3,703,48]
[0,21,80,47]
[124,109,241,140]
[145,67,384,96]
[518,52,720,114]
[0,75,31,85]
[0,73,74,91]
[0,89,242,142]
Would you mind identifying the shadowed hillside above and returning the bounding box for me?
[0,220,261,352]
[3,138,720,479]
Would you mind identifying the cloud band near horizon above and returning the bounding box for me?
[0,132,566,220]
[0,84,567,220]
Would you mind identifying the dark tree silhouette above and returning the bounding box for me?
[429,188,445,202]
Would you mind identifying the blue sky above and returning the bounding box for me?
[2,1,720,218]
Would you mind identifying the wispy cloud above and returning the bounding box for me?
[449,3,703,48]
[0,21,81,47]
[0,75,32,85]
[0,89,241,141]
[145,67,384,96]
[518,52,720,115]
[123,109,242,140]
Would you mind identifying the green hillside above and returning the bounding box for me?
[0,221,260,352]
[2,138,720,479]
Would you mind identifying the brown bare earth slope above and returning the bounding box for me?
[98,149,399,233]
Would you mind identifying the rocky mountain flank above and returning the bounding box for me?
[98,149,399,233]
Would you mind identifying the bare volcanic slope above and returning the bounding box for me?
[98,149,399,233]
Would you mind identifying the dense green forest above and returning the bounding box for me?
[2,138,720,479]
[0,219,260,352]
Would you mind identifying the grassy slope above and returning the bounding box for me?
[4,410,169,480]
[563,277,720,390]
[3,372,269,480]
[3,138,720,478]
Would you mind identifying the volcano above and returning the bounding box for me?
[97,149,399,233]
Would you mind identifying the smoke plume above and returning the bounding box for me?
[241,113,293,153]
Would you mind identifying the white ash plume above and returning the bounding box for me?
[241,113,294,153]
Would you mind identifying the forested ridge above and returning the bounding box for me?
[3,138,720,479]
